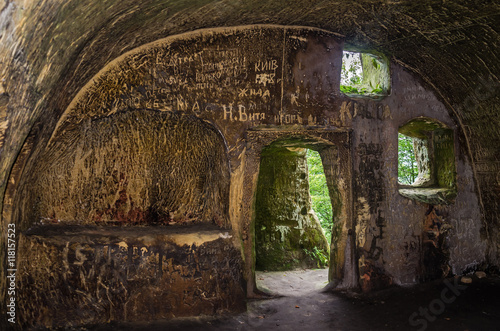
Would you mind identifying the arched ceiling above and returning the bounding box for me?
[0,0,499,229]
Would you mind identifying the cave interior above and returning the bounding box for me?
[0,0,499,329]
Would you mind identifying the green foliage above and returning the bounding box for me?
[340,85,367,94]
[306,150,333,243]
[340,51,384,96]
[369,81,383,94]
[303,247,329,268]
[398,133,418,184]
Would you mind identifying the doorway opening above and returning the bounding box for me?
[254,139,335,296]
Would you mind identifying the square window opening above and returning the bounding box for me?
[398,117,457,205]
[340,50,390,98]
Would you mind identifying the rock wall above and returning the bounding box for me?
[351,67,485,289]
[20,110,230,228]
[17,225,245,329]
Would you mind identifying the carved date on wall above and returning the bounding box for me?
[355,142,390,291]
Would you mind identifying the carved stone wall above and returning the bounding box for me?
[0,25,492,327]
[20,110,230,228]
[17,225,245,329]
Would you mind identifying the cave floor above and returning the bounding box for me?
[89,270,500,331]
[255,268,330,297]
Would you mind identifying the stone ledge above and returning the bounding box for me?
[18,223,245,328]
[398,187,457,205]
[24,223,230,247]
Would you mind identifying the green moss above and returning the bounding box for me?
[399,117,447,139]
[398,118,456,204]
[340,52,390,97]
[434,129,456,189]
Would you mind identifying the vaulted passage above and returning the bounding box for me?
[12,110,247,328]
[1,6,499,329]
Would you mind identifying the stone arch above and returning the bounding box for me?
[8,108,243,329]
[242,130,356,295]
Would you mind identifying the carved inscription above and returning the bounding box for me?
[59,30,352,136]
[18,236,245,328]
[448,217,487,274]
[254,59,278,87]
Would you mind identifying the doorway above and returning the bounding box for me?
[252,137,338,295]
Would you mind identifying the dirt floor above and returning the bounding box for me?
[256,268,330,296]
[90,269,500,331]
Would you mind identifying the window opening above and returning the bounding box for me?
[340,51,390,97]
[398,117,457,204]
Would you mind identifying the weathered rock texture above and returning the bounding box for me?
[0,4,498,327]
[413,137,434,186]
[21,110,230,227]
[255,146,329,271]
[17,224,245,329]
